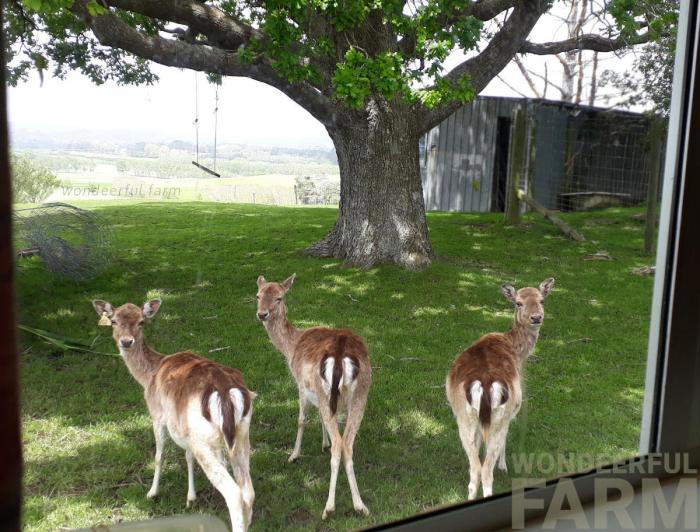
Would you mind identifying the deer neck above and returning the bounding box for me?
[506,318,541,366]
[119,341,164,388]
[263,304,302,365]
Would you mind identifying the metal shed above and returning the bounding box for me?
[420,96,658,212]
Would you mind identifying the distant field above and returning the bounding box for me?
[51,173,332,205]
[17,147,339,180]
[16,148,340,206]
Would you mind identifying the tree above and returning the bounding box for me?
[10,153,61,203]
[504,0,608,105]
[496,0,677,110]
[599,0,678,116]
[4,0,656,269]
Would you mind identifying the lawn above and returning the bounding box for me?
[17,202,655,531]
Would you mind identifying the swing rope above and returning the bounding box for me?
[191,72,221,178]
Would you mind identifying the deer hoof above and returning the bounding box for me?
[288,452,300,463]
[146,488,158,500]
[355,503,370,516]
[322,506,334,520]
[186,494,196,508]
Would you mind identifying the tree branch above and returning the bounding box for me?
[417,0,546,132]
[105,0,262,51]
[468,0,518,21]
[398,0,517,56]
[513,53,542,98]
[71,2,337,127]
[520,31,650,54]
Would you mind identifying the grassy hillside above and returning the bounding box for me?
[16,203,655,531]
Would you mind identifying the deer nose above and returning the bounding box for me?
[531,314,543,324]
[257,312,269,321]
[120,338,134,348]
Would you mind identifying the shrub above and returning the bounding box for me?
[11,154,61,203]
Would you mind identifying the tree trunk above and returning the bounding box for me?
[305,103,434,270]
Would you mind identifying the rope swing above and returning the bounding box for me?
[191,72,221,178]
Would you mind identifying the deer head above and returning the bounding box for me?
[501,278,555,328]
[92,299,162,350]
[255,274,295,322]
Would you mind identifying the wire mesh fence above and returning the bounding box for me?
[420,96,666,214]
[528,105,665,212]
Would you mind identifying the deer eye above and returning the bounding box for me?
[276,298,282,302]
[539,300,544,304]
[256,295,260,300]
[138,321,145,327]
[110,320,117,325]
[516,302,523,308]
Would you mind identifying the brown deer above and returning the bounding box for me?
[446,278,555,500]
[255,274,371,519]
[91,299,256,532]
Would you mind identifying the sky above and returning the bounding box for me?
[7,4,644,150]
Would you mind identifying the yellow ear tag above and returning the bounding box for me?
[98,312,111,326]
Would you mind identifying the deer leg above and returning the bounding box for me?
[147,420,167,499]
[481,422,509,498]
[319,404,343,520]
[185,448,197,506]
[321,416,330,452]
[498,440,508,472]
[193,445,247,532]
[456,412,482,501]
[341,394,369,516]
[230,418,255,528]
[289,391,309,463]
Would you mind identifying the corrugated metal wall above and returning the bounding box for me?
[531,104,568,209]
[421,96,657,213]
[421,98,518,212]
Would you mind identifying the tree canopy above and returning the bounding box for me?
[601,0,678,116]
[5,0,659,130]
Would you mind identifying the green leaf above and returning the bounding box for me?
[86,0,108,16]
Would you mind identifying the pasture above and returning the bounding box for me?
[17,202,654,530]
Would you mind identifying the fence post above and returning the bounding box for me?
[505,108,526,225]
[644,116,664,255]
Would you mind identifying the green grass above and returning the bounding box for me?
[17,202,656,531]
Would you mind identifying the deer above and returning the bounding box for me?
[255,274,371,520]
[91,298,256,532]
[446,278,555,501]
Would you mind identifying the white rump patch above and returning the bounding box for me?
[490,382,507,409]
[229,388,245,423]
[342,357,356,386]
[469,381,483,413]
[207,391,223,428]
[207,388,246,428]
[323,357,343,392]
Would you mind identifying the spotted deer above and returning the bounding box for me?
[446,278,555,500]
[255,274,371,519]
[91,299,256,532]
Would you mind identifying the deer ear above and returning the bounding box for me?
[92,300,113,317]
[143,299,162,318]
[256,275,266,288]
[501,284,517,303]
[539,278,555,298]
[281,273,296,291]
